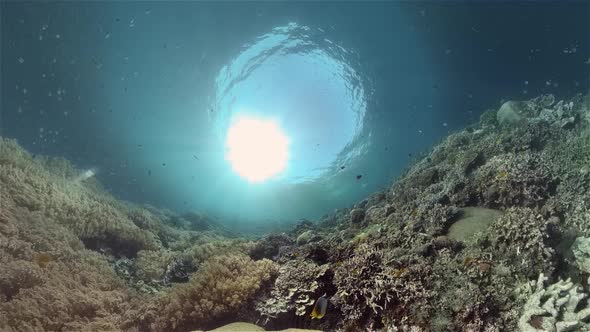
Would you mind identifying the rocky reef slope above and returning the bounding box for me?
[1,93,589,331]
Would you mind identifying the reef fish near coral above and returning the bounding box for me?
[310,295,328,319]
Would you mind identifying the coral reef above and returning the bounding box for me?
[0,137,272,331]
[487,207,557,278]
[332,243,433,329]
[256,259,331,322]
[0,204,133,331]
[122,254,278,331]
[518,273,590,331]
[0,138,158,257]
[446,207,503,243]
[2,93,590,331]
[250,233,294,260]
[497,100,525,126]
[473,151,556,208]
[571,236,590,273]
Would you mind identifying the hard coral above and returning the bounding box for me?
[123,254,278,332]
[181,239,255,270]
[256,259,330,323]
[1,235,131,332]
[518,273,590,332]
[332,244,432,329]
[474,152,556,208]
[250,233,294,260]
[488,207,556,278]
[0,198,133,332]
[133,249,176,283]
[1,255,131,331]
[0,138,159,257]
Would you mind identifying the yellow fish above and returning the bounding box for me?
[310,295,328,319]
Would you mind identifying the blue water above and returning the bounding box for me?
[1,2,588,232]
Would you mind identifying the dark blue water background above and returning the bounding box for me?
[1,2,588,232]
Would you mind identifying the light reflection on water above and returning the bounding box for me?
[214,22,368,183]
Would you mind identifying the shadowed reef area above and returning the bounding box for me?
[2,93,590,331]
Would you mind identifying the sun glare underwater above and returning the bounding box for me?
[214,22,367,184]
[225,116,289,183]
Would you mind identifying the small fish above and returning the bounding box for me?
[162,163,166,166]
[356,174,362,180]
[33,252,55,268]
[193,155,199,160]
[310,295,328,319]
[147,170,151,176]
[392,267,408,278]
[340,166,345,170]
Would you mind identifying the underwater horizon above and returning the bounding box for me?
[1,1,590,331]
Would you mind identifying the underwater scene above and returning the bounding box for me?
[1,1,590,331]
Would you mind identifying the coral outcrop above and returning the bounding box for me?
[123,254,278,331]
[0,138,158,257]
[518,273,590,332]
[256,259,330,322]
[0,204,133,331]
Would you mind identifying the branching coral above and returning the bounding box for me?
[474,152,556,208]
[123,254,278,331]
[250,233,294,260]
[0,205,133,332]
[133,249,176,283]
[518,274,590,332]
[256,259,330,322]
[181,239,256,270]
[127,208,182,248]
[0,138,158,257]
[488,207,556,278]
[0,256,131,332]
[332,244,433,328]
[333,246,394,321]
